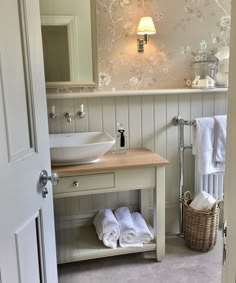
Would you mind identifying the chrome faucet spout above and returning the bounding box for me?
[64,112,72,123]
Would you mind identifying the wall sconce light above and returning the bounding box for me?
[137,16,156,53]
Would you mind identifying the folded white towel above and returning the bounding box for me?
[193,117,224,175]
[93,209,120,249]
[114,207,142,248]
[131,212,154,244]
[190,191,216,210]
[214,115,227,163]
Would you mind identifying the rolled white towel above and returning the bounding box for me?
[114,207,142,248]
[131,212,154,244]
[93,209,120,249]
[190,191,216,211]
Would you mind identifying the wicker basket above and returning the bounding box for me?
[183,191,220,252]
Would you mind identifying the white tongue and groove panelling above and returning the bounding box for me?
[48,91,227,233]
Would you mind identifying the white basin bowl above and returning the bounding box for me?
[50,132,115,166]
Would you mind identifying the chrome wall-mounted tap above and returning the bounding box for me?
[64,112,72,123]
[77,104,86,119]
[48,105,57,119]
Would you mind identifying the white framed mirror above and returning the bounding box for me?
[39,0,98,88]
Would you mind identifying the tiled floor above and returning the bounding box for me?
[58,233,223,283]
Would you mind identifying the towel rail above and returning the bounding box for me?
[172,116,195,236]
[172,116,196,126]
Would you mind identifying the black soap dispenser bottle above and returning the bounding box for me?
[116,122,127,153]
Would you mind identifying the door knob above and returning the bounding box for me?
[39,170,59,187]
[73,181,79,188]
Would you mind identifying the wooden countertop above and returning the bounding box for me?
[52,148,169,176]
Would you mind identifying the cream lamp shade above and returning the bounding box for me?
[137,16,156,35]
[136,16,156,52]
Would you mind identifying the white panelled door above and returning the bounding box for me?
[0,0,58,282]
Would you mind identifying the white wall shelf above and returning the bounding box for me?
[47,87,228,99]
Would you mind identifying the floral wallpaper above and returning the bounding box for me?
[95,0,231,90]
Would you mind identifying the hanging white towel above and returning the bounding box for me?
[114,207,143,248]
[93,209,120,249]
[192,117,224,175]
[131,212,154,244]
[214,115,227,163]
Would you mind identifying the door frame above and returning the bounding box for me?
[222,0,236,280]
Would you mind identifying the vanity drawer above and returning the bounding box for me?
[116,168,155,189]
[54,173,115,195]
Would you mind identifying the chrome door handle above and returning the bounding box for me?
[39,170,59,187]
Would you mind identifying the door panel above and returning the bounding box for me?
[1,0,33,160]
[15,214,41,283]
[0,0,58,282]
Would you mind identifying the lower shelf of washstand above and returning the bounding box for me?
[56,225,156,264]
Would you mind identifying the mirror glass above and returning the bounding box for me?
[39,0,98,88]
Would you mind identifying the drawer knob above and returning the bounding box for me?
[73,181,79,188]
